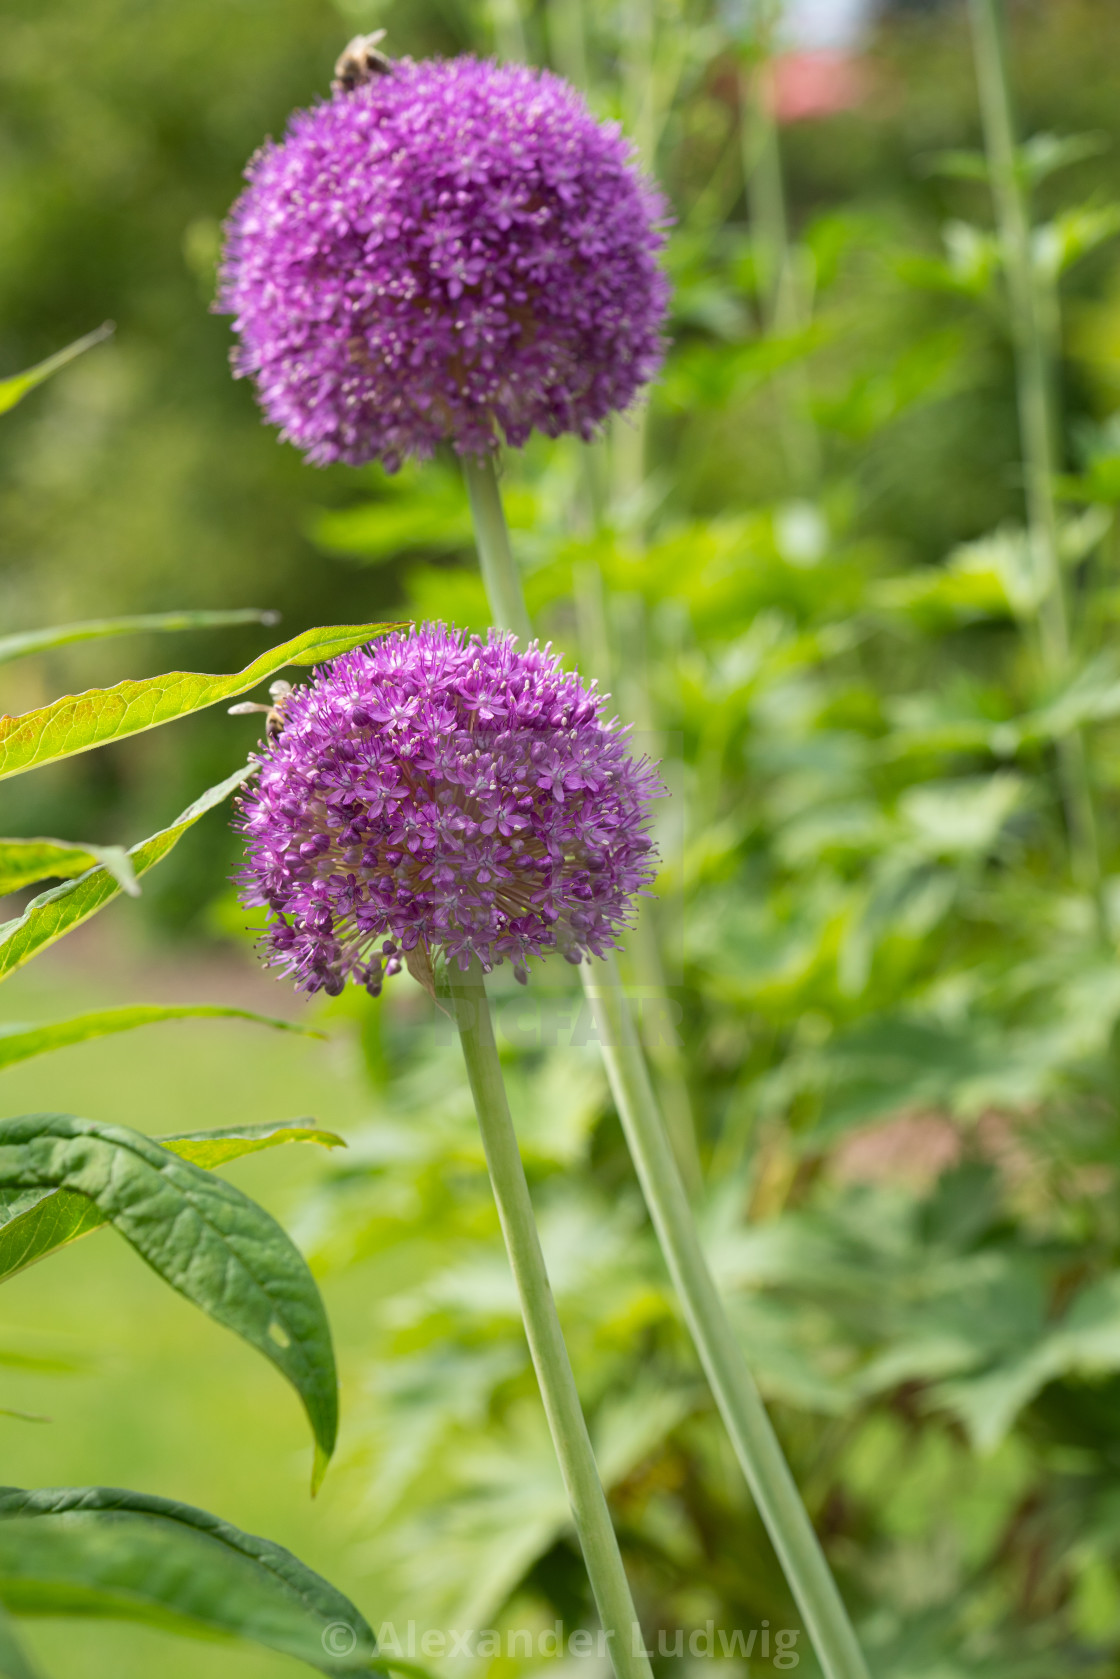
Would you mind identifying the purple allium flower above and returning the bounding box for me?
[235,624,663,995]
[217,56,670,469]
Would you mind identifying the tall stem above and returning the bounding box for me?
[463,455,532,641]
[488,0,528,63]
[573,561,704,1200]
[968,0,1104,914]
[740,27,821,489]
[449,958,652,1679]
[546,0,588,91]
[588,956,870,1679]
[465,452,870,1679]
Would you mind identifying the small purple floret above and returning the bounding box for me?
[234,624,663,995]
[217,55,670,468]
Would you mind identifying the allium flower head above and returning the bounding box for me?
[217,55,670,469]
[235,624,663,995]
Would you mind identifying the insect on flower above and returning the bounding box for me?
[216,55,670,470]
[228,679,294,742]
[332,30,391,94]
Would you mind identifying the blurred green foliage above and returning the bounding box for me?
[9,0,1120,1675]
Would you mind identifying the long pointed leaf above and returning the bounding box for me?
[0,1117,338,1470]
[0,1486,377,1674]
[0,838,139,899]
[0,765,251,983]
[0,1123,343,1286]
[0,1189,106,1282]
[163,1122,344,1169]
[0,325,113,418]
[0,609,281,669]
[0,623,390,781]
[0,1005,321,1073]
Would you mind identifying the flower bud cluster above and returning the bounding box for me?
[235,625,662,994]
[218,56,669,468]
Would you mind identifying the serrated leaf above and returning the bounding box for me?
[0,1117,337,1467]
[0,324,113,418]
[937,1272,1120,1451]
[0,837,140,899]
[0,766,251,983]
[0,1486,376,1673]
[0,1006,321,1073]
[0,609,281,669]
[0,623,390,782]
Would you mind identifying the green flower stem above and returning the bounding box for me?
[573,543,704,1202]
[488,0,528,64]
[739,17,820,489]
[465,451,869,1679]
[968,0,1105,917]
[546,0,589,92]
[588,956,870,1679]
[448,957,653,1679]
[463,455,532,642]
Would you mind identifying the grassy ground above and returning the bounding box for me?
[0,924,385,1678]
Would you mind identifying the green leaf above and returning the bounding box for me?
[0,1006,322,1074]
[0,1120,342,1288]
[311,472,473,564]
[923,147,989,182]
[922,133,1109,188]
[1033,203,1120,281]
[162,1121,345,1169]
[0,1188,108,1281]
[873,527,1042,626]
[0,766,251,983]
[0,1602,41,1679]
[0,324,113,418]
[0,1124,343,1291]
[0,1486,376,1673]
[1055,460,1120,506]
[938,1271,1120,1451]
[0,1117,338,1472]
[0,609,282,669]
[0,838,139,900]
[1019,130,1111,186]
[1020,651,1120,744]
[0,623,391,781]
[896,222,1000,300]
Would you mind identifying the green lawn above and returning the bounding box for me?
[0,932,385,1678]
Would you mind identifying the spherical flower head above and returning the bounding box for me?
[216,55,670,469]
[234,624,664,996]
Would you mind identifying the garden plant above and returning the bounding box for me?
[5,1,1120,1677]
